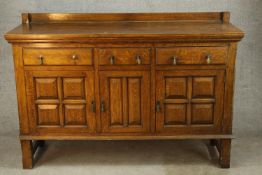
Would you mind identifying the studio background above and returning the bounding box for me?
[0,0,261,174]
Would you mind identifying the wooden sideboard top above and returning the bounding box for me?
[5,12,244,42]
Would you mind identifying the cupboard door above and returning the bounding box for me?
[99,71,150,133]
[156,70,225,134]
[25,71,95,133]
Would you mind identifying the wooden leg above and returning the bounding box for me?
[219,139,231,168]
[20,140,33,169]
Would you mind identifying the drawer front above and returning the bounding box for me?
[98,48,150,65]
[156,47,227,65]
[23,48,93,65]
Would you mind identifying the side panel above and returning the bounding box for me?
[12,45,30,134]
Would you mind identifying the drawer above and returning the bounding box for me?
[23,48,93,65]
[156,47,227,65]
[98,48,150,65]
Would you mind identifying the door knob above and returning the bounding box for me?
[72,54,78,60]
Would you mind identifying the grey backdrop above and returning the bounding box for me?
[0,0,261,137]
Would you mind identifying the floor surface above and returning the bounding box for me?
[0,132,262,175]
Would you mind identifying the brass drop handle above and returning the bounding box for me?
[136,55,142,65]
[72,54,78,60]
[156,101,161,112]
[206,54,212,64]
[101,100,105,112]
[172,56,177,65]
[39,55,44,65]
[91,100,96,113]
[109,55,115,65]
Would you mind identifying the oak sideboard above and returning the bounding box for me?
[4,12,244,169]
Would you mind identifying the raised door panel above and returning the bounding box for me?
[37,104,60,125]
[165,77,187,99]
[191,104,214,124]
[128,78,142,125]
[100,71,150,133]
[63,78,85,99]
[191,77,215,125]
[35,78,58,99]
[64,104,87,126]
[164,104,187,125]
[25,71,95,133]
[156,70,225,134]
[109,78,124,126]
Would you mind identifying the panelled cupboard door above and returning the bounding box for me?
[156,70,225,134]
[25,70,96,133]
[99,71,150,133]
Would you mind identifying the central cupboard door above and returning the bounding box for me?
[99,71,150,133]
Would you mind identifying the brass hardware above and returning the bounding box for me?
[91,100,96,113]
[39,55,44,65]
[109,55,115,65]
[72,54,78,60]
[172,56,177,65]
[156,101,161,112]
[136,55,142,64]
[101,100,105,112]
[206,54,212,64]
